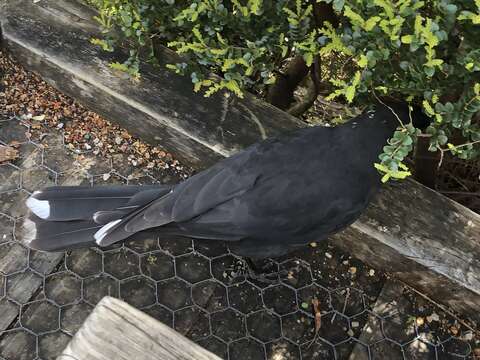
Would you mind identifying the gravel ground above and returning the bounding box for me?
[0,50,479,360]
[0,51,191,183]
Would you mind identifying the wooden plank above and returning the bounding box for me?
[2,0,480,322]
[332,180,480,320]
[0,0,303,168]
[59,296,221,360]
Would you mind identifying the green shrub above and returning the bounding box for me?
[88,0,480,180]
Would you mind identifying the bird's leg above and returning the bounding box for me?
[243,258,287,284]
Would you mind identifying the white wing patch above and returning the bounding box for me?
[94,219,122,245]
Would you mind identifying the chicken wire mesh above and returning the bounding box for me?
[0,115,475,360]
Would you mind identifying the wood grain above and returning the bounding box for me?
[59,296,221,360]
[0,0,303,168]
[333,179,480,317]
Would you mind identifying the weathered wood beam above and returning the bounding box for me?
[333,180,480,319]
[1,0,479,322]
[59,296,221,360]
[0,0,303,168]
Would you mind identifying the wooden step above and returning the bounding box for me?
[59,296,221,360]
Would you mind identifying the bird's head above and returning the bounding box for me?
[377,97,431,131]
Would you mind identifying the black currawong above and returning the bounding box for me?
[23,100,430,259]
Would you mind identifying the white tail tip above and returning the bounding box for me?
[26,195,50,220]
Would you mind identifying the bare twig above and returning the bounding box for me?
[331,287,350,323]
[341,288,350,316]
[371,90,404,127]
[437,146,445,170]
[443,171,471,192]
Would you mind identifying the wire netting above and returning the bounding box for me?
[0,115,475,360]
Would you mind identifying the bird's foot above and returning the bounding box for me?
[243,258,288,284]
[245,268,280,284]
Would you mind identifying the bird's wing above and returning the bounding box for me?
[124,158,260,234]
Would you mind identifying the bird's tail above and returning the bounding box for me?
[23,185,170,252]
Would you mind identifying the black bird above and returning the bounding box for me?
[23,100,429,262]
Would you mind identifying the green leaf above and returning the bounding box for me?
[211,48,228,56]
[332,0,345,12]
[224,80,244,98]
[364,16,381,31]
[402,136,413,146]
[375,86,388,94]
[423,100,435,115]
[344,6,366,28]
[374,0,395,19]
[358,54,368,68]
[216,32,227,45]
[474,83,480,96]
[398,162,409,171]
[193,82,202,92]
[401,35,414,44]
[437,134,448,145]
[304,52,314,67]
[192,27,203,42]
[374,163,390,173]
[445,4,457,14]
[90,38,113,52]
[391,169,412,179]
[345,71,362,103]
[424,67,435,77]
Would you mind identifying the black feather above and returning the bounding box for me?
[24,215,99,251]
[93,188,171,224]
[30,185,159,221]
[24,185,171,251]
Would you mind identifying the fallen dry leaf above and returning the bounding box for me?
[306,298,322,349]
[0,145,19,163]
[450,325,459,336]
[8,140,22,148]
